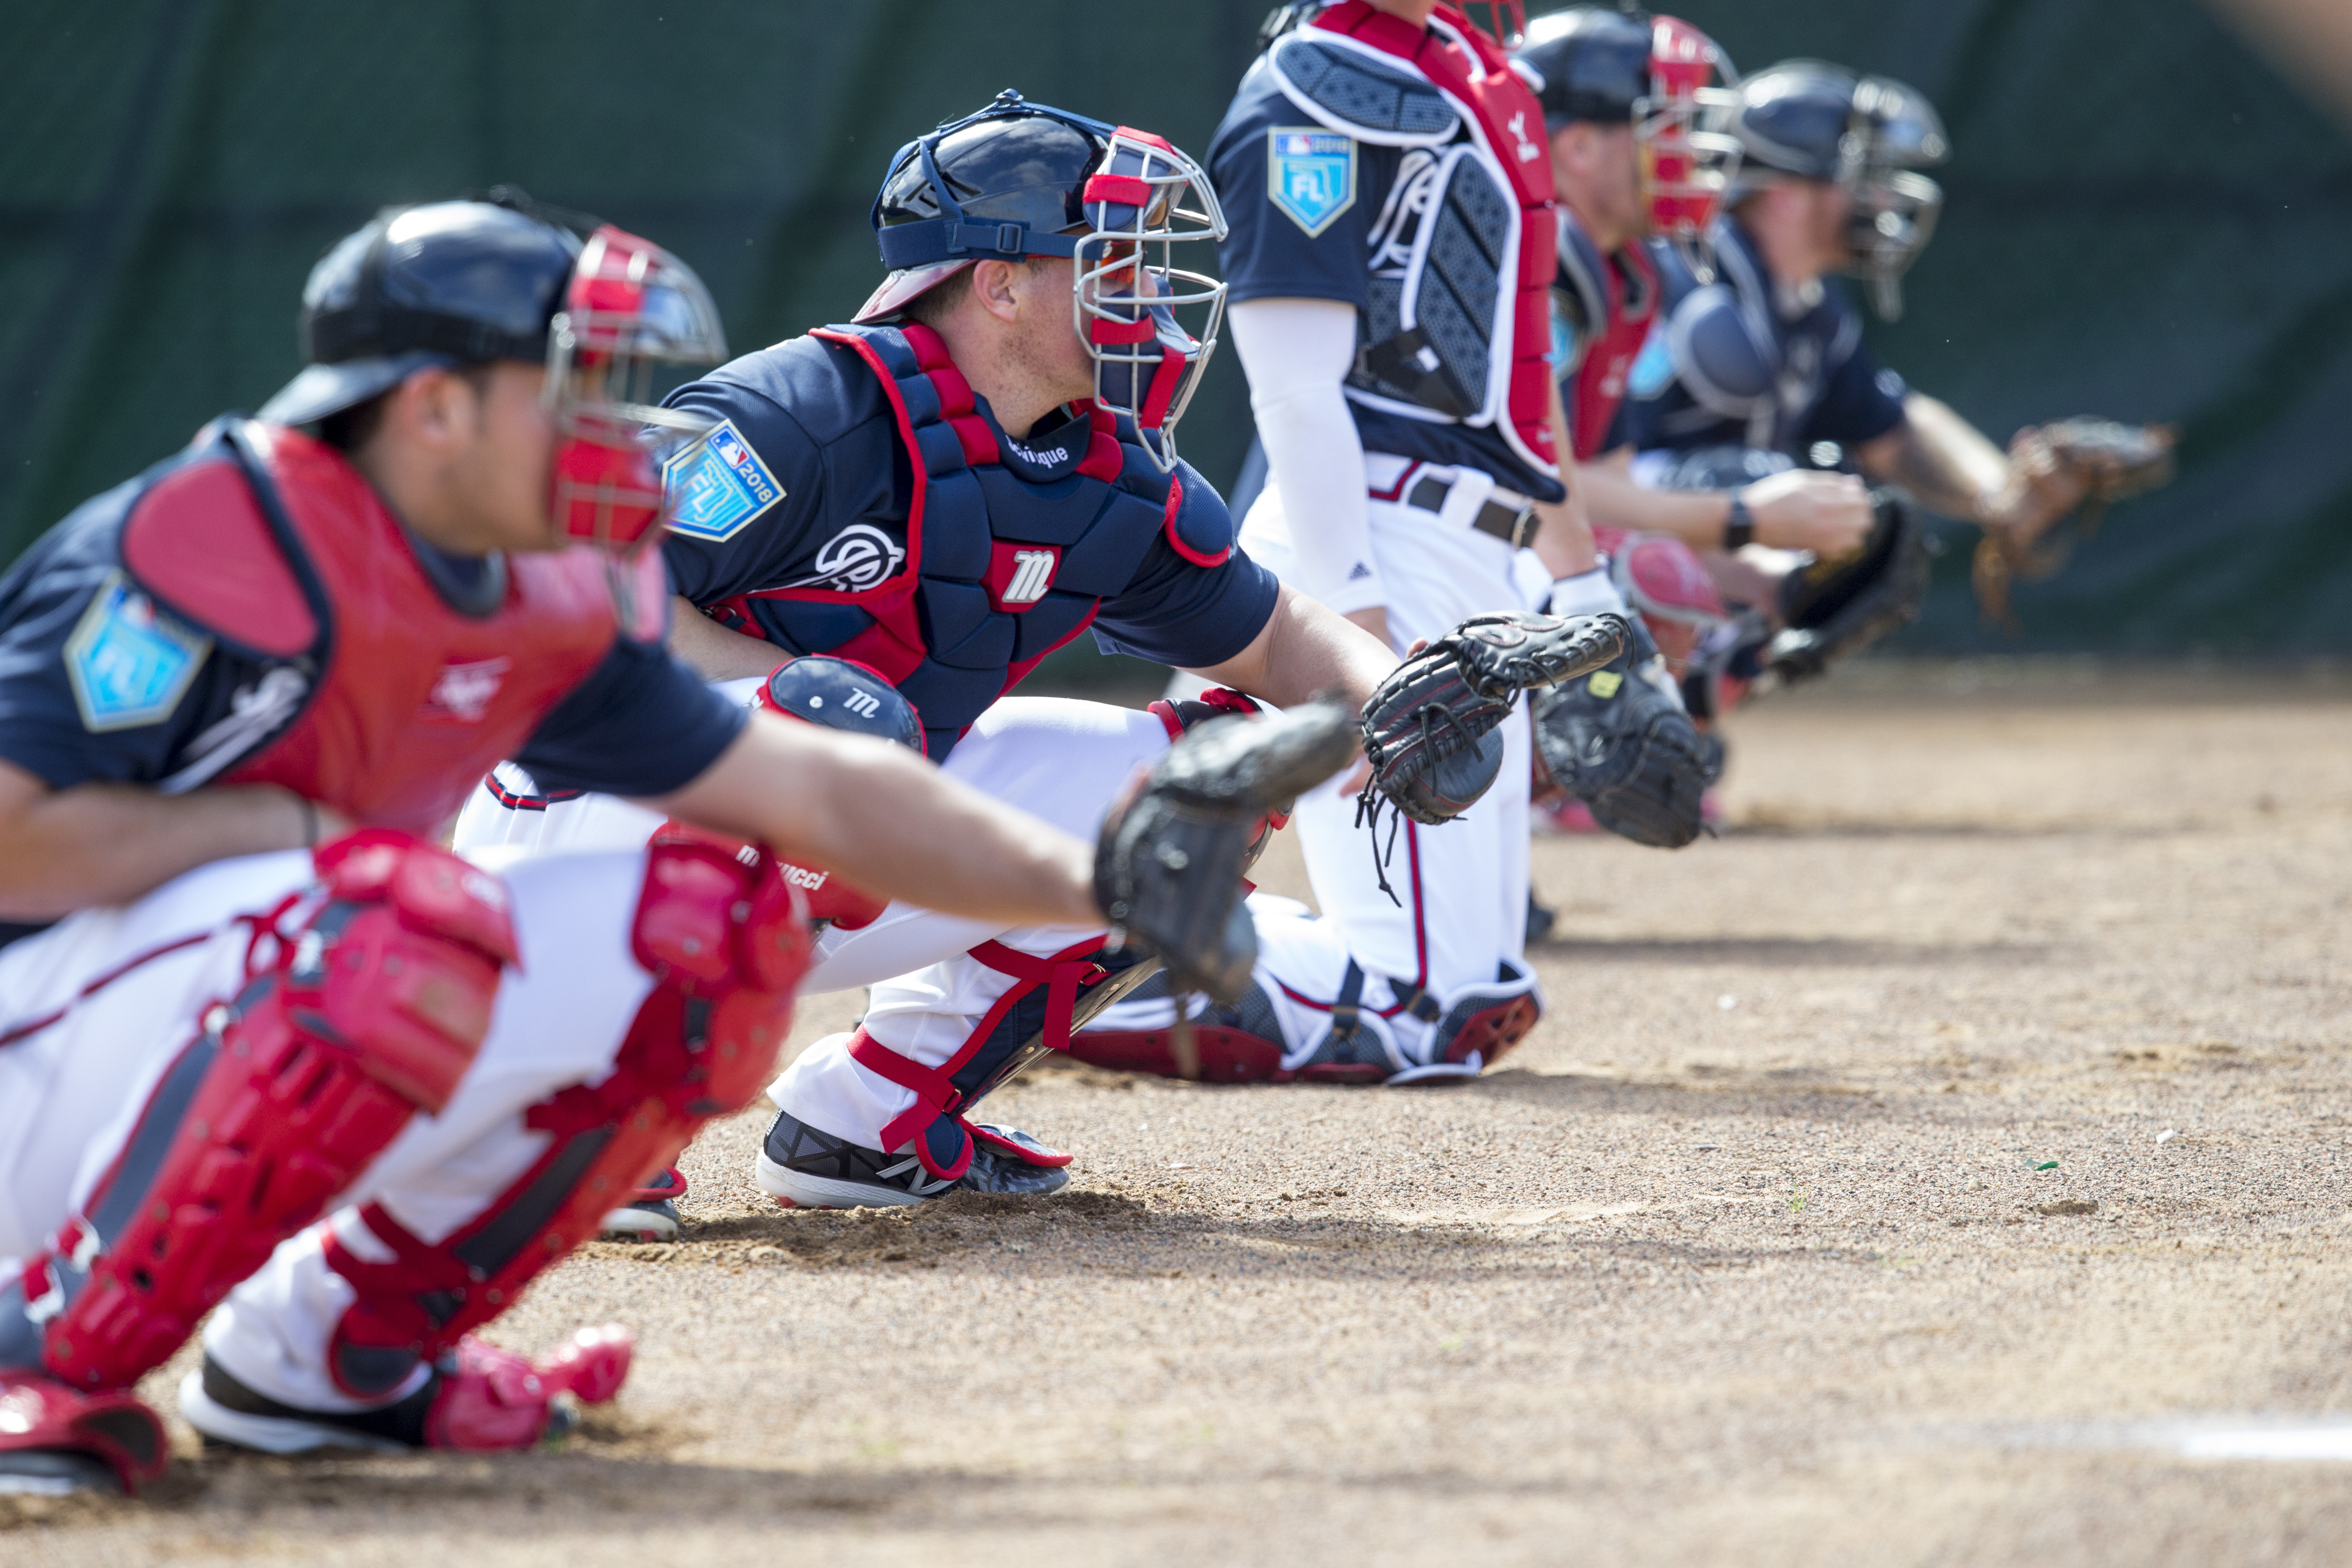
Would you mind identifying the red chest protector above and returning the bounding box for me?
[1556,212,1661,462]
[121,420,636,833]
[1311,0,1561,475]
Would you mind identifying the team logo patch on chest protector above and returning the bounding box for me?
[783,523,908,594]
[986,542,1061,610]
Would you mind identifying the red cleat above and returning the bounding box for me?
[0,1369,170,1494]
[179,1324,635,1456]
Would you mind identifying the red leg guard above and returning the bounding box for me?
[0,1374,169,1493]
[1066,1025,1292,1083]
[321,839,808,1400]
[33,831,514,1395]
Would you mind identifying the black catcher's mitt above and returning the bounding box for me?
[1358,610,1629,828]
[1530,618,1716,849]
[1767,490,1931,683]
[1095,702,1355,1004]
[1973,418,2176,624]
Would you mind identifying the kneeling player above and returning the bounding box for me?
[0,199,1299,1493]
[456,93,1624,1215]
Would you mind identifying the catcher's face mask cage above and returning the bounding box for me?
[544,225,728,553]
[1836,77,1948,321]
[1637,17,1742,263]
[1071,125,1228,473]
[871,93,1226,473]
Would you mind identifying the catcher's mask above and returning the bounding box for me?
[859,90,1227,473]
[261,196,725,554]
[544,224,729,552]
[1514,10,1740,272]
[1720,60,1948,319]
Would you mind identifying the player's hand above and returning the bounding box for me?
[1743,469,1874,560]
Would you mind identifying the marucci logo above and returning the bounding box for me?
[985,540,1062,610]
[1002,549,1056,605]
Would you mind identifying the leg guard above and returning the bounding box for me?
[1067,969,1296,1084]
[318,837,807,1403]
[1389,957,1543,1083]
[20,832,514,1396]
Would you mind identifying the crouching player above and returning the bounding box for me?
[456,90,1622,1219]
[0,198,1293,1493]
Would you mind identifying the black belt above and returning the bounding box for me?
[1403,474,1536,549]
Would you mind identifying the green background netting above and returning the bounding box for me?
[3,1,2347,653]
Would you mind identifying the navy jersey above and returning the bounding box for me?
[0,477,742,803]
[1209,55,1567,504]
[658,328,1279,759]
[1618,217,1909,459]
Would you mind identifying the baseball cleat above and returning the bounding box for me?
[180,1325,633,1455]
[600,1165,687,1240]
[755,1108,1068,1209]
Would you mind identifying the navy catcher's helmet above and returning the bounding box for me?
[260,194,727,551]
[1516,9,1739,252]
[260,199,581,427]
[1723,61,1949,319]
[1518,6,1652,126]
[855,90,1226,473]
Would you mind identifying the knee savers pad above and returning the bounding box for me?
[37,831,516,1393]
[320,839,809,1399]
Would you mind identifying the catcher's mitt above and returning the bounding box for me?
[1357,610,1629,829]
[1767,490,1931,683]
[1095,701,1355,1004]
[1530,619,1715,849]
[1974,418,2176,625]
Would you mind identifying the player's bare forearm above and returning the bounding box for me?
[1190,582,1395,719]
[0,758,319,919]
[667,594,789,681]
[1527,377,1599,578]
[651,712,1099,930]
[1857,394,2008,521]
[1573,452,1735,548]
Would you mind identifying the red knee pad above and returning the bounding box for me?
[322,840,808,1397]
[39,831,514,1393]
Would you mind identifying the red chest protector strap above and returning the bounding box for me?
[851,936,1105,1180]
[1565,240,1661,463]
[1313,1,1561,477]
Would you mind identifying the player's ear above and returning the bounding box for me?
[970,259,1026,325]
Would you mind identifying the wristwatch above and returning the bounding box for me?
[1722,493,1756,550]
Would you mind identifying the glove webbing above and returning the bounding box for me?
[1352,696,1486,907]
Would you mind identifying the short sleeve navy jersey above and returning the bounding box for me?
[1208,55,1565,503]
[1619,220,1908,459]
[658,333,1279,703]
[0,467,743,802]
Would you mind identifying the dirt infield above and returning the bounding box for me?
[11,663,2352,1566]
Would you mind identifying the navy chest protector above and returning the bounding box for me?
[707,322,1226,758]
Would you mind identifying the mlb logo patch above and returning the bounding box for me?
[1267,127,1356,238]
[64,573,212,732]
[985,541,1061,612]
[662,418,785,543]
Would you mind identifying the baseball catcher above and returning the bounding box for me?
[0,199,1310,1494]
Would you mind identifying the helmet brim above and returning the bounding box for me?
[852,260,974,324]
[255,350,460,427]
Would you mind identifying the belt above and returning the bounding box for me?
[1402,474,1536,549]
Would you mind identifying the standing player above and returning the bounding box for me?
[458,90,1625,1215]
[0,198,1298,1493]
